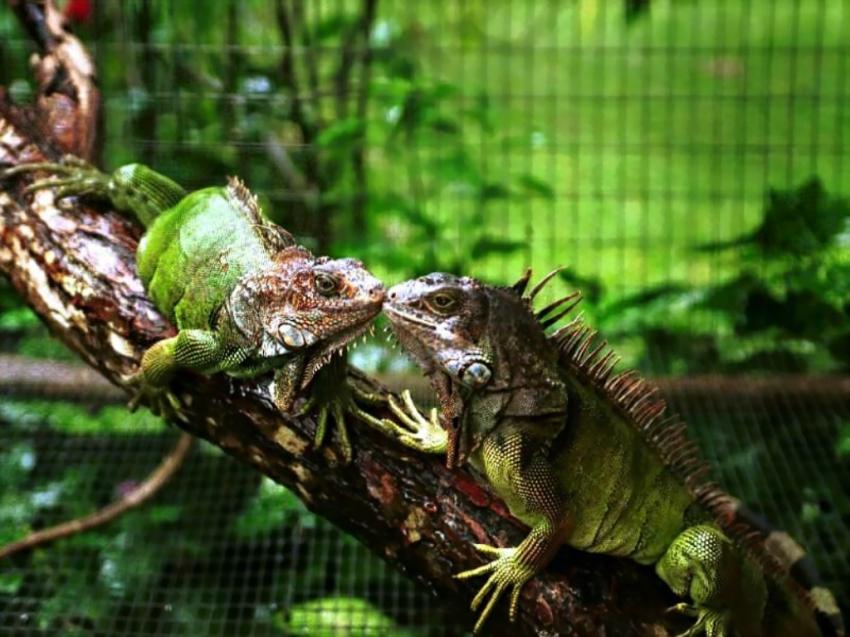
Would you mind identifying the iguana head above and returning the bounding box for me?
[385,273,493,388]
[385,271,566,467]
[228,245,385,393]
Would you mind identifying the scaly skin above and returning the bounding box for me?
[371,272,843,636]
[3,156,387,462]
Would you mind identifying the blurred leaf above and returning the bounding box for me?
[516,174,555,201]
[696,177,850,256]
[279,597,415,637]
[478,182,512,202]
[470,236,525,259]
[234,478,312,538]
[557,268,606,305]
[311,13,354,41]
[316,117,365,149]
[430,149,480,187]
[146,505,182,524]
[425,114,460,134]
[370,192,439,234]
[837,423,850,459]
[625,0,652,23]
[463,93,497,133]
[0,306,40,329]
[0,401,163,434]
[600,282,693,318]
[16,332,77,360]
[0,573,23,595]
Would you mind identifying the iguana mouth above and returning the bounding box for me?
[299,314,377,390]
[383,303,438,330]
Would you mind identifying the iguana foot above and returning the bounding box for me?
[1,155,110,199]
[295,383,430,464]
[297,394,353,463]
[455,544,535,634]
[376,389,447,454]
[123,371,188,423]
[668,603,730,637]
[296,382,390,464]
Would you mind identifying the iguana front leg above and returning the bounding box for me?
[375,396,571,632]
[128,328,250,419]
[276,355,402,464]
[458,430,571,634]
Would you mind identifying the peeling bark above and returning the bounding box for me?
[0,2,682,635]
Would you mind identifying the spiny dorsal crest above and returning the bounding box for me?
[517,269,822,614]
[508,266,582,329]
[226,176,294,253]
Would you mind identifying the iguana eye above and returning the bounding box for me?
[428,292,458,313]
[315,273,338,296]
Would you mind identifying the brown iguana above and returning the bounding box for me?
[372,270,845,636]
[2,157,387,461]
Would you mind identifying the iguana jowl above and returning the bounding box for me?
[3,157,387,461]
[376,271,845,636]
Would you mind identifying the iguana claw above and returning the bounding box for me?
[455,544,535,634]
[297,381,393,464]
[123,371,188,424]
[2,155,110,199]
[668,603,730,637]
[296,394,352,462]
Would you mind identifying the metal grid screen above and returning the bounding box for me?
[0,1,848,635]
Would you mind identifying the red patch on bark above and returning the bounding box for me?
[490,499,511,519]
[361,457,399,507]
[454,507,491,545]
[452,473,513,520]
[535,596,554,626]
[452,473,491,507]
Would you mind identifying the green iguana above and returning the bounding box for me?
[373,270,845,636]
[2,157,387,461]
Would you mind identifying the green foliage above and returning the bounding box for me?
[0,400,163,434]
[278,597,417,637]
[603,178,850,373]
[836,423,850,460]
[233,477,315,538]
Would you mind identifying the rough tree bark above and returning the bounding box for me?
[0,2,683,635]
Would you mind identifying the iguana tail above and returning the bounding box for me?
[723,498,846,637]
[109,164,187,227]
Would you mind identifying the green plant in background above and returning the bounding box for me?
[600,178,850,374]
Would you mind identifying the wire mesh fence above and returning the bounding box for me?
[0,0,848,635]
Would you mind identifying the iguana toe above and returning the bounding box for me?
[670,604,730,637]
[123,371,187,423]
[455,545,534,633]
[301,396,353,464]
[4,155,107,199]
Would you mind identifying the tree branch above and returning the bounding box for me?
[0,3,681,635]
[0,354,125,402]
[0,433,193,560]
